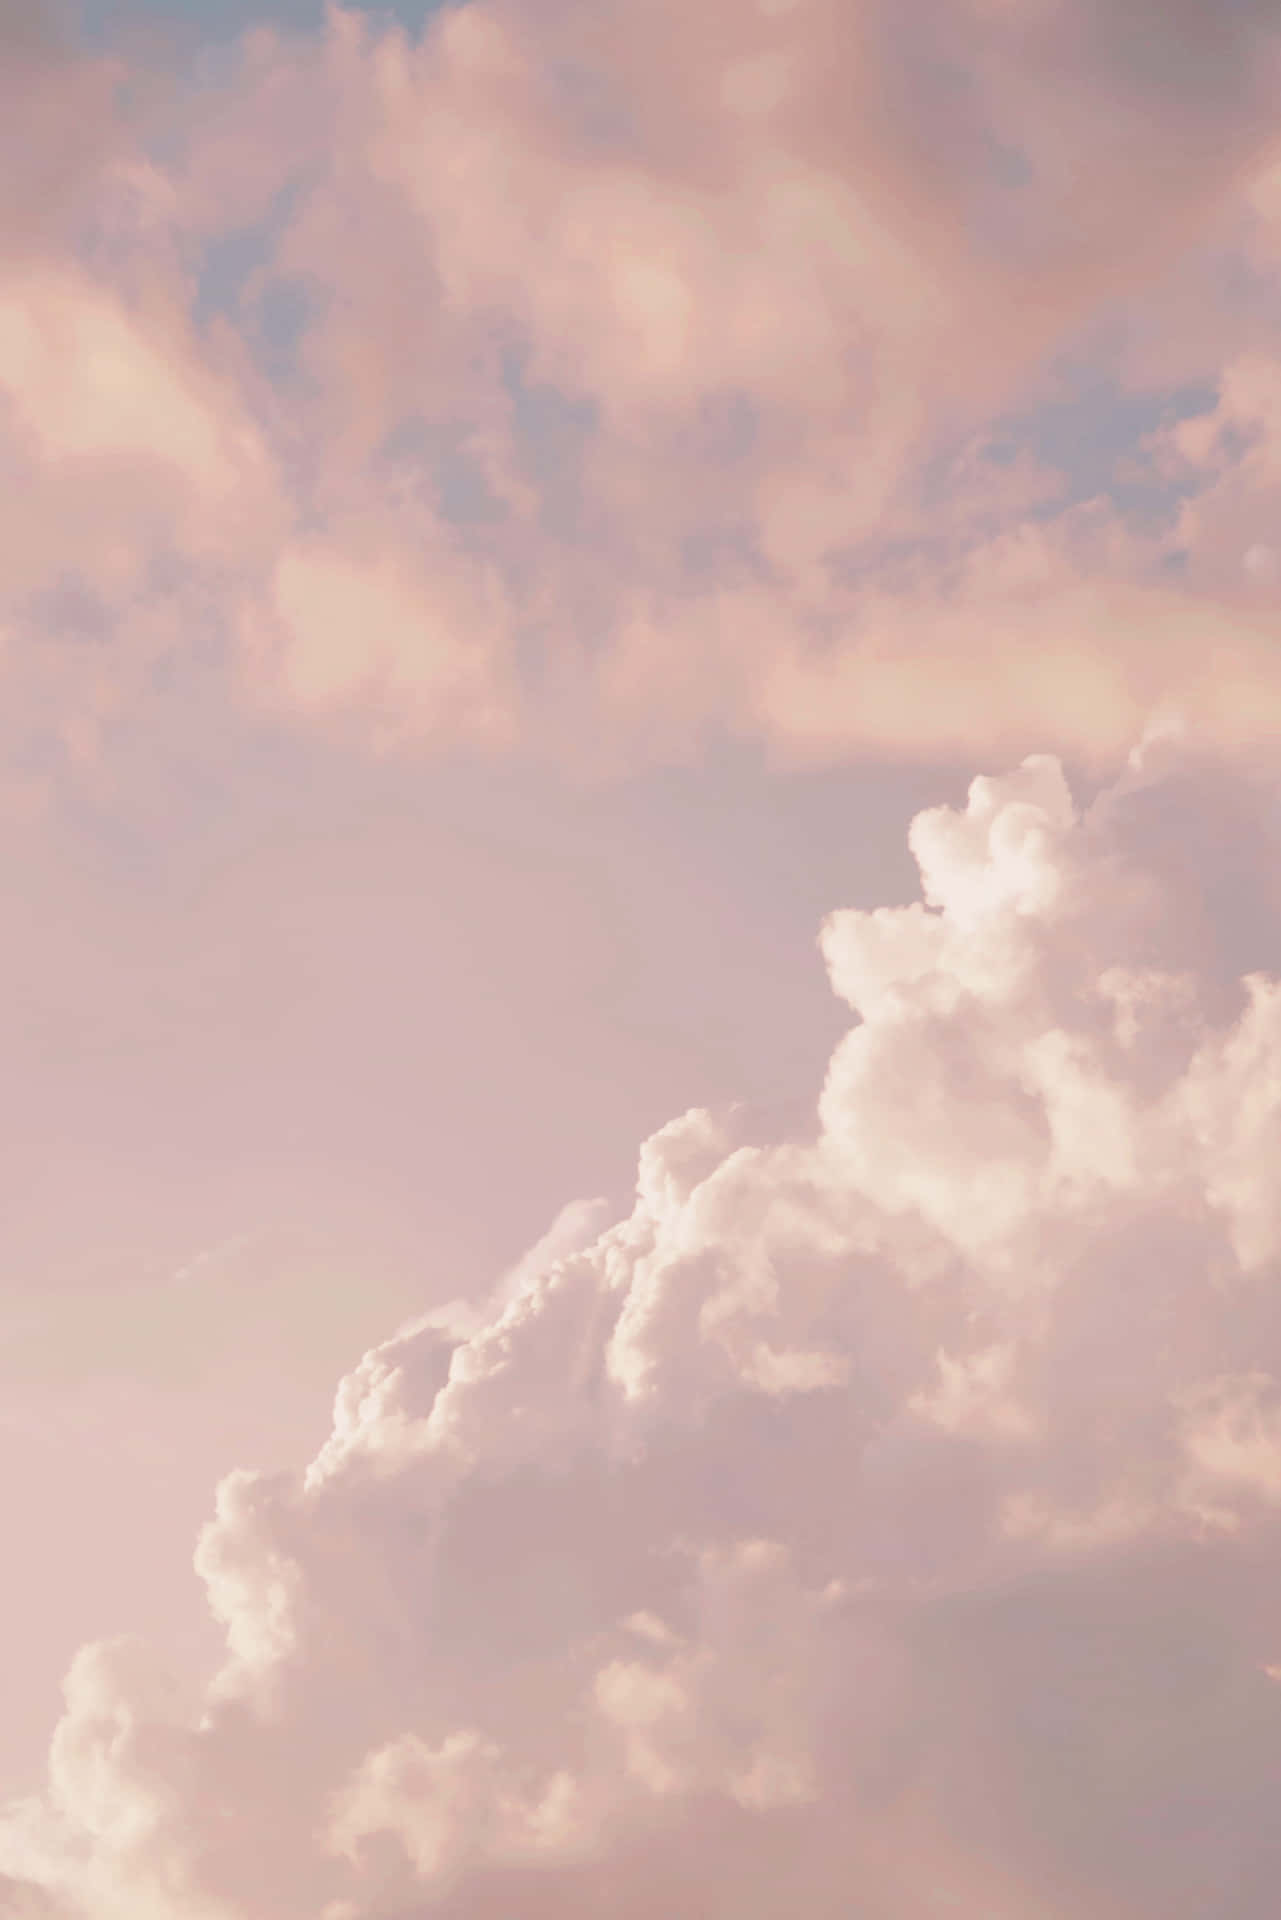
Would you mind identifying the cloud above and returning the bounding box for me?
[207,0,1281,765]
[6,739,1281,1916]
[490,1197,612,1311]
[0,1,128,259]
[8,0,1281,768]
[241,527,515,747]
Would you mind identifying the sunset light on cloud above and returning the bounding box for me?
[4,0,1281,1915]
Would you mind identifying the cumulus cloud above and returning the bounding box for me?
[5,740,1281,1917]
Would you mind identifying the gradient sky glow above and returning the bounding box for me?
[4,2,1281,1916]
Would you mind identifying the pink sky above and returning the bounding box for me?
[4,2,1281,1916]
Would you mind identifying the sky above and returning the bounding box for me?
[2,0,1281,1915]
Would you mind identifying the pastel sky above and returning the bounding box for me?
[3,1,1281,1916]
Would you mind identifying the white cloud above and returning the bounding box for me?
[5,743,1281,1916]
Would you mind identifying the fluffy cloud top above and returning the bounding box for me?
[5,738,1281,1918]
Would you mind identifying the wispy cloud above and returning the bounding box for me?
[4,0,1281,771]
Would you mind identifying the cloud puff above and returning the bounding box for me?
[6,738,1281,1917]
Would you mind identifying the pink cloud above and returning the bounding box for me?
[243,529,515,745]
[216,0,1281,765]
[8,4,1281,1910]
[4,0,1281,768]
[6,741,1281,1916]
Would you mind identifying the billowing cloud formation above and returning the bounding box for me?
[6,738,1281,1917]
[8,0,1281,767]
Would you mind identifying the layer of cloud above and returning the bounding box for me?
[5,739,1281,1917]
[7,0,1281,769]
